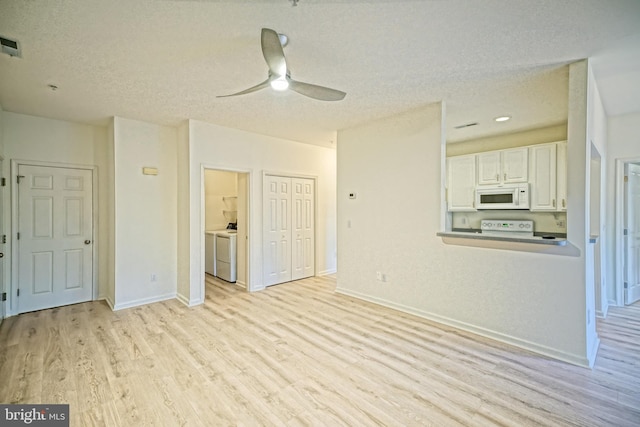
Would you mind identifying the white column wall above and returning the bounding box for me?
[176,121,191,304]
[184,119,337,304]
[112,117,177,309]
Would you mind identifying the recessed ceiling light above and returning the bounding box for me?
[494,116,511,122]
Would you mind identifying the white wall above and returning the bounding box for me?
[587,63,609,319]
[1,112,109,315]
[337,64,595,366]
[112,117,177,309]
[606,111,640,305]
[177,121,191,304]
[446,123,567,157]
[182,119,337,304]
[204,169,237,231]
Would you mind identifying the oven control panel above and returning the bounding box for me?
[481,220,533,234]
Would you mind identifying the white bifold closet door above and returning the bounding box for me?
[264,175,315,287]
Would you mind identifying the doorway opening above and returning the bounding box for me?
[615,158,640,307]
[202,168,250,295]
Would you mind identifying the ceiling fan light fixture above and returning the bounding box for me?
[270,75,289,91]
[494,115,511,122]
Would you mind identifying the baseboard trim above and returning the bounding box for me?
[317,268,337,276]
[177,294,204,307]
[103,296,115,311]
[587,336,601,368]
[112,292,177,311]
[336,287,592,368]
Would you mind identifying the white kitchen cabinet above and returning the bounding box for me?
[529,143,557,211]
[556,141,567,211]
[477,151,501,185]
[447,154,477,211]
[477,147,528,185]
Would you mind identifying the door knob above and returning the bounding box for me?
[0,252,4,258]
[84,240,91,245]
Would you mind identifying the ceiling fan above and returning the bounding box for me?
[218,28,346,101]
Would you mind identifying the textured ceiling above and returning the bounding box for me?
[0,0,639,147]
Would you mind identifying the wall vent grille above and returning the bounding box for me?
[0,36,21,57]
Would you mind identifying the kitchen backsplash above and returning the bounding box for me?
[452,211,567,234]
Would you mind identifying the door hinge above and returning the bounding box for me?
[624,229,628,236]
[624,282,628,289]
[1,235,5,244]
[1,292,6,301]
[17,232,20,240]
[16,289,20,297]
[0,177,5,187]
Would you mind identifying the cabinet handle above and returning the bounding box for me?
[496,173,499,181]
[562,199,566,208]
[504,173,506,181]
[552,199,556,208]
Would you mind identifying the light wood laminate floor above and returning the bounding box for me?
[0,275,638,426]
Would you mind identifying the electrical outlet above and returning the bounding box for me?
[557,220,566,227]
[151,274,157,282]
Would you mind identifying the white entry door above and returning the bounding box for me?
[17,164,94,313]
[264,175,292,286]
[292,178,314,281]
[626,163,640,305]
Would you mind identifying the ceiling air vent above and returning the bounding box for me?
[454,122,478,129]
[0,36,21,58]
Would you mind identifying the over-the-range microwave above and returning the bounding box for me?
[475,183,529,210]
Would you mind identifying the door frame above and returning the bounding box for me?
[262,171,318,287]
[199,164,252,296]
[615,157,640,306]
[10,159,98,315]
[0,156,4,325]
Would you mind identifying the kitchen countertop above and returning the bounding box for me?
[437,230,567,246]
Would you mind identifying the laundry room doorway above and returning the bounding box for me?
[202,167,250,292]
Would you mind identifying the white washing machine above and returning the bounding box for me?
[204,230,227,276]
[215,231,237,282]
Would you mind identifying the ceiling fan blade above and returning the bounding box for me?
[261,28,287,77]
[288,80,346,101]
[217,78,271,98]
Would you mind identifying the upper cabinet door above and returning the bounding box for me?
[502,147,528,183]
[477,148,528,185]
[556,142,568,211]
[529,143,557,211]
[477,151,501,185]
[447,154,477,211]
